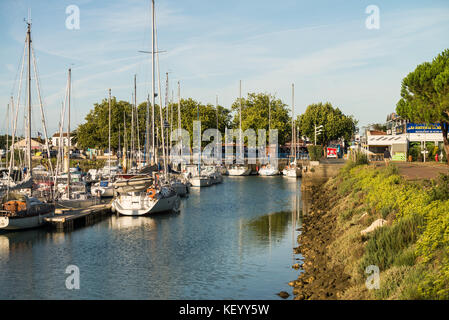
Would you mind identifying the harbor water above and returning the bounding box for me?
[0,176,302,299]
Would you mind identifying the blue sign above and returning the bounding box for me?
[406,123,442,133]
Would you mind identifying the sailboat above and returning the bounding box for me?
[258,94,279,176]
[1,21,54,230]
[112,183,179,216]
[111,0,180,213]
[91,89,115,198]
[187,92,212,188]
[283,84,301,178]
[228,80,251,176]
[169,81,189,196]
[55,69,96,208]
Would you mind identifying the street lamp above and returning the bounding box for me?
[315,124,323,146]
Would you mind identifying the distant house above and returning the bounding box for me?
[12,138,45,150]
[51,132,75,148]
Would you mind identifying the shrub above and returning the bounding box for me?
[374,266,412,300]
[355,151,369,165]
[429,174,449,201]
[360,212,425,272]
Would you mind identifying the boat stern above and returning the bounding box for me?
[0,216,9,229]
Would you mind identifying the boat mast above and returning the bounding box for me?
[165,72,169,172]
[151,0,156,165]
[134,75,141,168]
[131,89,135,170]
[108,88,111,181]
[146,94,150,164]
[291,83,295,160]
[239,80,243,163]
[118,123,121,160]
[123,111,127,172]
[67,68,71,198]
[216,95,219,163]
[155,13,167,178]
[26,21,32,176]
[178,81,182,165]
[197,102,200,176]
[6,101,10,170]
[170,89,174,155]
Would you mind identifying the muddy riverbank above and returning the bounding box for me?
[290,183,350,300]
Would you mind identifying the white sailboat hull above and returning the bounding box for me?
[227,167,251,176]
[282,168,301,178]
[0,211,53,230]
[91,185,114,197]
[112,193,179,216]
[258,167,279,176]
[190,176,211,187]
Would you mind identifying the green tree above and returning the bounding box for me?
[76,97,232,150]
[371,123,387,132]
[77,97,135,150]
[0,135,13,150]
[230,92,291,145]
[396,49,449,163]
[298,102,357,147]
[171,98,231,136]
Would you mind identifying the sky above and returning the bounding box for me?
[1,0,449,137]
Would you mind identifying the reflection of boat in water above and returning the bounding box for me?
[0,235,9,258]
[108,215,157,230]
[0,193,54,230]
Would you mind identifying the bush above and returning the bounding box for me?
[360,212,425,272]
[408,143,420,161]
[355,151,369,165]
[308,145,322,161]
[429,174,449,201]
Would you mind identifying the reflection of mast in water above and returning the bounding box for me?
[268,214,272,258]
[292,180,302,263]
[238,218,243,265]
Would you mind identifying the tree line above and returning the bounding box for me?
[75,92,358,151]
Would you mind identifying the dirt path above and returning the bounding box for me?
[371,161,449,180]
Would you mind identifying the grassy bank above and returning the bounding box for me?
[294,162,449,300]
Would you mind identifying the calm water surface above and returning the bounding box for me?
[0,176,302,299]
